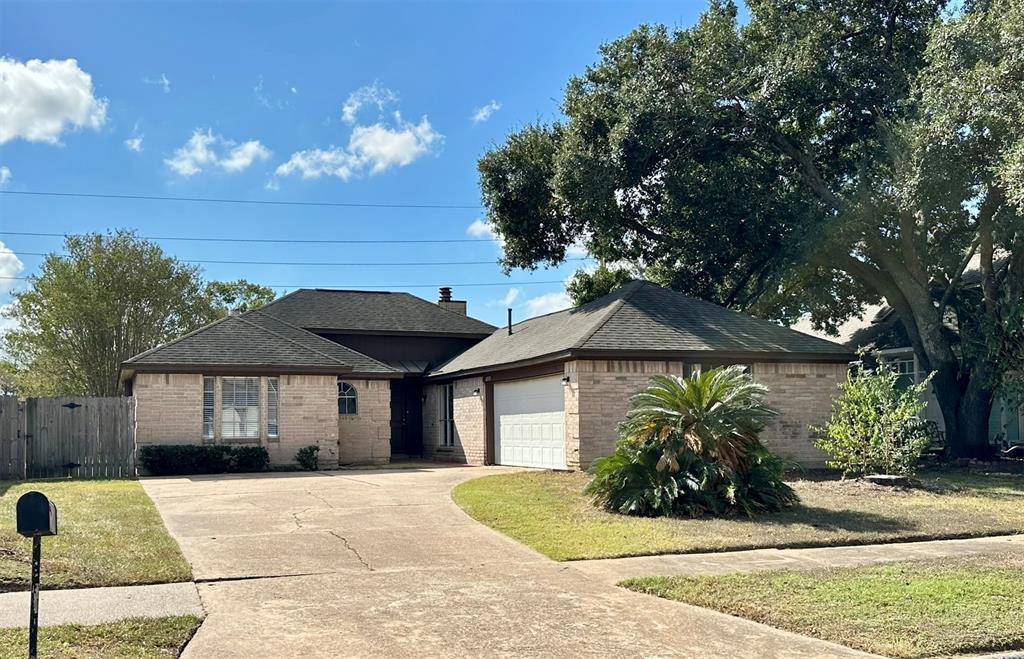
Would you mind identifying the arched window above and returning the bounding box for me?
[338,380,357,415]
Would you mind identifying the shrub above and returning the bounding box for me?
[295,445,320,471]
[139,444,270,476]
[585,367,799,518]
[814,361,935,477]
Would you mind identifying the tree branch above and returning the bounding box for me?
[937,236,980,322]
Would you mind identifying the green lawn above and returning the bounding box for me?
[0,480,192,591]
[623,555,1024,658]
[0,616,201,659]
[452,470,1024,560]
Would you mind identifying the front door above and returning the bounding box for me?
[390,379,423,457]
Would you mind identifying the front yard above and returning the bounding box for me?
[623,555,1024,658]
[0,615,201,659]
[0,480,192,591]
[452,470,1024,560]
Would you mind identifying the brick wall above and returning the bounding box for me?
[134,372,342,468]
[566,360,685,469]
[337,378,391,465]
[566,359,845,470]
[422,377,487,465]
[752,362,846,467]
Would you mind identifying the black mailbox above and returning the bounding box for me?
[16,492,57,538]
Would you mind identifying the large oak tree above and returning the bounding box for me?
[478,0,1024,458]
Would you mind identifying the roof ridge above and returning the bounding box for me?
[236,314,351,367]
[248,311,399,373]
[123,315,234,364]
[573,280,646,349]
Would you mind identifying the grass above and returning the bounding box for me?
[451,470,1024,560]
[0,615,201,659]
[622,555,1024,658]
[0,480,192,591]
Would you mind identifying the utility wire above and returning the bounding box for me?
[0,276,563,290]
[11,251,587,267]
[0,189,484,210]
[0,230,491,245]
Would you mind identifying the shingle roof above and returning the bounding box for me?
[123,311,398,375]
[258,289,496,336]
[430,281,853,377]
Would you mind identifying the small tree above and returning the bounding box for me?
[815,362,935,477]
[585,366,798,518]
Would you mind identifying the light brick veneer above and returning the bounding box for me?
[422,378,486,465]
[337,379,391,465]
[565,359,845,469]
[134,372,345,468]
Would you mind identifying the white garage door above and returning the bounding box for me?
[493,375,566,469]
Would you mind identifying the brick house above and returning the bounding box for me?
[121,281,854,470]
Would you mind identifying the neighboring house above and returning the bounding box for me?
[121,281,854,470]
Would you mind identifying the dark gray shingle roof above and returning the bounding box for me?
[431,281,853,377]
[258,289,495,335]
[124,311,398,375]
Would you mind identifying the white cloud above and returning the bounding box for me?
[0,242,24,294]
[0,166,10,188]
[341,81,397,124]
[466,218,496,239]
[274,113,441,182]
[471,100,501,124]
[523,291,572,318]
[566,241,590,258]
[143,73,171,93]
[291,86,298,95]
[498,288,521,306]
[0,57,108,144]
[165,129,270,177]
[124,136,144,152]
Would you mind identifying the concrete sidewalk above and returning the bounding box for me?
[570,533,1024,583]
[0,582,203,629]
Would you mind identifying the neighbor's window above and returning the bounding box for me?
[202,376,215,439]
[893,357,916,390]
[267,377,279,438]
[221,377,260,439]
[440,384,455,447]
[338,380,357,415]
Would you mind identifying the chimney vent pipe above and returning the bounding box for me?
[507,308,513,336]
[439,286,452,302]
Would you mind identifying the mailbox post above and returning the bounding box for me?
[16,492,57,659]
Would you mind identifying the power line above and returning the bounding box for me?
[12,251,585,267]
[0,189,484,210]
[0,231,490,245]
[0,276,563,290]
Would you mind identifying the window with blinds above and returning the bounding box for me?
[202,376,215,439]
[267,377,279,438]
[222,377,260,439]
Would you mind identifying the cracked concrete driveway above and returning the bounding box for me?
[143,464,873,658]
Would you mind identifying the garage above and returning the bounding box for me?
[493,375,566,469]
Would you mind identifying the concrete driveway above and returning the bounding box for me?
[143,464,871,658]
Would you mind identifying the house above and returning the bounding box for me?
[121,281,855,470]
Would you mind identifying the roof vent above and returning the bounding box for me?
[439,286,452,302]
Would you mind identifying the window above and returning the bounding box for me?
[893,357,917,390]
[440,384,455,447]
[202,376,215,439]
[338,380,357,415]
[221,377,260,439]
[267,377,279,438]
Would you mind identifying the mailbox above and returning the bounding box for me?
[16,492,57,538]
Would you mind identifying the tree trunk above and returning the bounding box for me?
[928,362,995,459]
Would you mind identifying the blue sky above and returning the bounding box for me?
[0,0,708,327]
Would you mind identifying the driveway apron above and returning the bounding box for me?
[143,465,874,658]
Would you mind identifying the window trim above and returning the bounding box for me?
[221,376,261,440]
[338,380,358,416]
[202,376,215,439]
[267,377,280,438]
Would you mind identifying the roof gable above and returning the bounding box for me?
[258,289,496,336]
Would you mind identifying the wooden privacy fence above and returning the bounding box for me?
[0,396,136,480]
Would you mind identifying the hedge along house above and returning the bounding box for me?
[122,281,854,470]
[426,281,855,470]
[120,289,494,468]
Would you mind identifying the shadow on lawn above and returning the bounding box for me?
[748,505,918,533]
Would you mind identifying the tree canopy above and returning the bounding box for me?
[478,0,1024,457]
[1,231,276,396]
